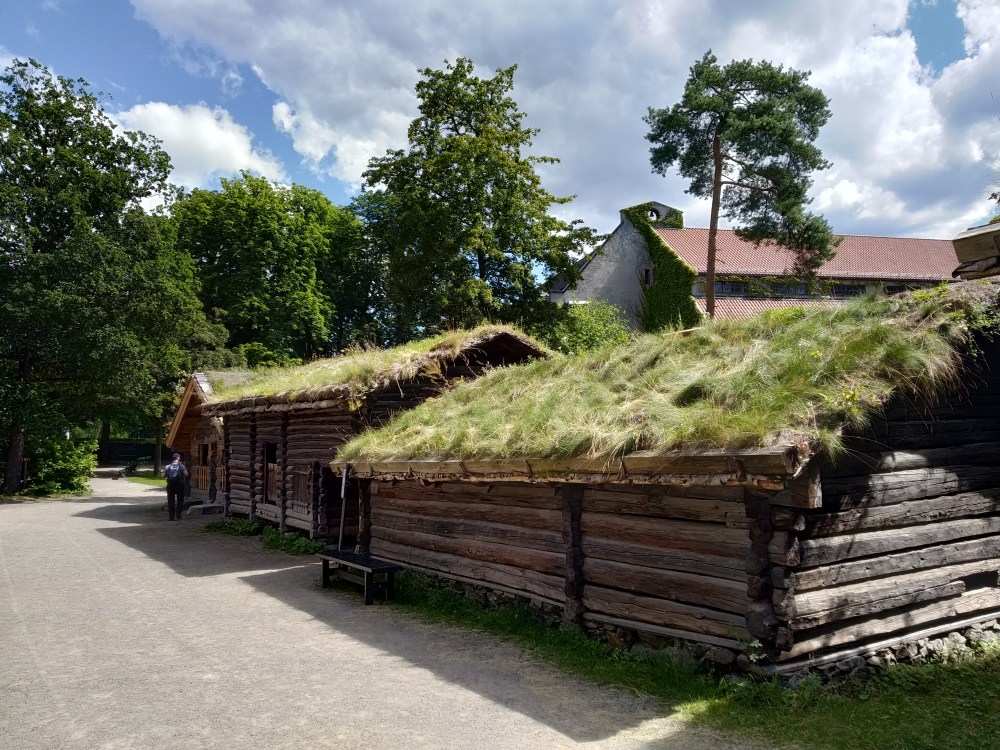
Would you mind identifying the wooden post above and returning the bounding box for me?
[208,445,217,504]
[279,413,289,533]
[311,460,321,540]
[355,479,372,555]
[560,484,585,628]
[249,414,258,521]
[222,420,232,516]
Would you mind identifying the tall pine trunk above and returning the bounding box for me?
[706,132,724,319]
[153,424,163,478]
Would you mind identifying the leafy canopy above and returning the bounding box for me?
[362,58,596,337]
[172,173,368,364]
[644,51,834,317]
[0,58,207,492]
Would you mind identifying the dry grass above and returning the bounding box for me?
[340,282,1000,463]
[208,325,547,407]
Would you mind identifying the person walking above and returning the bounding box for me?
[163,453,189,521]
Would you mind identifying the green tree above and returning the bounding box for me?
[532,301,633,355]
[362,58,596,337]
[173,173,367,363]
[644,51,834,318]
[0,59,183,492]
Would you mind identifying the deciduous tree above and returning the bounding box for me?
[644,51,834,318]
[362,58,596,337]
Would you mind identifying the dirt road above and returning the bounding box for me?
[0,476,763,749]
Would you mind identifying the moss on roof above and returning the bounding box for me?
[206,325,547,409]
[338,281,1000,463]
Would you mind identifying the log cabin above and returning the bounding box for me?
[200,327,547,539]
[166,371,250,506]
[333,280,1000,673]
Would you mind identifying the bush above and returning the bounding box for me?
[534,301,634,354]
[23,437,97,495]
[261,526,325,554]
[202,518,267,536]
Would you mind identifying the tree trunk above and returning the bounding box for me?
[4,425,26,494]
[153,424,163,478]
[98,420,111,464]
[706,133,724,319]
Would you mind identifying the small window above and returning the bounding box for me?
[643,268,653,286]
[200,443,209,465]
[831,284,865,298]
[648,208,659,221]
[264,442,277,464]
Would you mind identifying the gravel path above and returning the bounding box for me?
[0,475,767,750]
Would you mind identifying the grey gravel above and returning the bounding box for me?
[0,475,769,750]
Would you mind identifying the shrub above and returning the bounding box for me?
[261,526,325,554]
[23,437,97,495]
[533,301,634,354]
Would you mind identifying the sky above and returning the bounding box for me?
[1,0,999,240]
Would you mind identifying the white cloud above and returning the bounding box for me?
[113,102,286,188]
[129,0,1000,239]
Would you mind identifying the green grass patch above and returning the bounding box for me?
[695,647,1000,750]
[341,283,999,464]
[209,325,547,405]
[380,572,1000,750]
[202,518,268,536]
[261,526,325,554]
[126,470,166,488]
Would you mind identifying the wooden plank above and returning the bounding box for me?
[782,588,1000,658]
[584,558,750,613]
[581,512,749,559]
[776,535,1000,591]
[821,442,1000,478]
[796,516,1000,567]
[777,560,998,626]
[370,538,565,602]
[822,466,1000,509]
[582,585,748,639]
[561,485,585,624]
[372,495,562,530]
[803,488,1000,537]
[371,507,564,552]
[380,482,561,511]
[581,537,746,581]
[582,489,747,525]
[371,526,564,575]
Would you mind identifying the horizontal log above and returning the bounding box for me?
[581,536,746,581]
[372,508,564,552]
[582,490,747,526]
[803,488,1000,537]
[378,482,561,510]
[370,538,565,602]
[584,558,749,613]
[822,442,1000,478]
[776,560,998,627]
[795,516,1000,567]
[781,588,1000,658]
[582,585,747,639]
[581,513,749,559]
[372,495,561,530]
[822,466,1000,509]
[372,526,565,575]
[777,535,1000,591]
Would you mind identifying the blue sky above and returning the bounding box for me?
[2,0,998,239]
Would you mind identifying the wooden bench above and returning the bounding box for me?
[318,549,401,605]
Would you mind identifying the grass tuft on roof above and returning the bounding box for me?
[338,281,1000,463]
[207,325,547,407]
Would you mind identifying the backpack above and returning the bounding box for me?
[164,463,185,483]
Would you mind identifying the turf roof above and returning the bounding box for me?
[338,281,1000,464]
[203,325,547,412]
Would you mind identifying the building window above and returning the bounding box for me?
[771,283,807,297]
[832,284,865,298]
[200,443,209,466]
[643,268,653,286]
[714,280,748,296]
[884,284,908,295]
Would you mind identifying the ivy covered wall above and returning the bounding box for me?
[622,203,703,331]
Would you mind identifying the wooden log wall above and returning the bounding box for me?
[369,481,567,604]
[580,483,751,643]
[367,479,753,645]
[758,342,1000,662]
[224,416,253,517]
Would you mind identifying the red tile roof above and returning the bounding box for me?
[656,228,958,281]
[694,297,846,320]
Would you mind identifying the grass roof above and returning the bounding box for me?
[205,325,547,410]
[338,281,1000,464]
